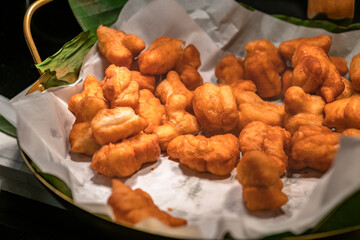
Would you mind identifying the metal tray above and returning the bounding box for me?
[21,1,360,239]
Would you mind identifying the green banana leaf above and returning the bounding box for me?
[68,0,127,33]
[0,114,17,137]
[273,14,360,33]
[30,161,73,199]
[35,30,97,89]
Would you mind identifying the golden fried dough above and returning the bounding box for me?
[192,82,238,132]
[130,71,156,92]
[244,52,282,98]
[341,128,360,137]
[91,133,160,178]
[289,125,340,172]
[244,40,286,98]
[281,68,293,95]
[245,40,286,73]
[175,63,203,91]
[180,44,201,69]
[68,75,104,114]
[166,94,199,135]
[175,44,203,90]
[135,89,167,134]
[91,107,148,145]
[323,96,360,131]
[108,179,187,226]
[102,65,140,109]
[238,121,291,176]
[223,80,257,96]
[121,133,161,164]
[97,25,145,68]
[279,34,332,61]
[350,53,360,91]
[329,56,348,76]
[92,143,135,177]
[153,94,199,151]
[69,122,101,156]
[236,91,284,131]
[167,134,240,175]
[307,0,355,19]
[74,96,109,124]
[155,71,194,112]
[215,54,244,84]
[115,80,140,109]
[236,150,288,211]
[283,86,325,134]
[342,128,360,137]
[336,77,355,100]
[138,36,184,75]
[291,44,344,102]
[153,122,180,151]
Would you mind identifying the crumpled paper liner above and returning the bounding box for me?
[12,0,360,239]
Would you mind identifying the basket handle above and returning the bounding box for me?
[23,0,53,94]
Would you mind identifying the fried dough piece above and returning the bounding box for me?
[329,56,348,76]
[236,91,284,131]
[223,80,257,96]
[238,122,291,176]
[74,96,109,124]
[121,133,161,165]
[91,133,160,178]
[283,86,325,134]
[350,53,360,91]
[307,0,355,19]
[135,89,166,134]
[323,96,360,131]
[68,75,104,114]
[180,44,201,69]
[192,82,238,132]
[91,107,148,145]
[175,44,203,90]
[336,77,355,100]
[215,54,245,84]
[236,150,288,211]
[155,71,194,112]
[245,40,286,74]
[289,125,340,172]
[291,44,344,102]
[342,128,360,137]
[138,36,184,75]
[281,68,293,95]
[130,71,156,92]
[97,25,145,68]
[69,122,101,156]
[175,64,203,91]
[167,134,240,176]
[279,34,332,61]
[102,65,140,109]
[166,94,199,135]
[244,40,286,98]
[113,80,139,109]
[244,52,282,98]
[153,122,180,151]
[153,94,199,151]
[108,179,187,226]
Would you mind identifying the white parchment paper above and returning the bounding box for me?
[12,0,360,239]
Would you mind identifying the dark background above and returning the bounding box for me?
[0,0,312,100]
[0,1,82,99]
[1,0,360,239]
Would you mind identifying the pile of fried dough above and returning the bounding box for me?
[67,25,360,226]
